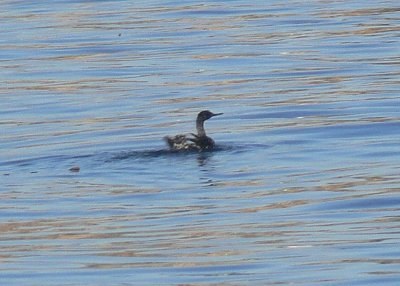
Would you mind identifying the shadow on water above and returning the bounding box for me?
[108,142,270,162]
[1,142,271,175]
[107,146,232,168]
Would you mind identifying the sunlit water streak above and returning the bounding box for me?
[1,0,400,285]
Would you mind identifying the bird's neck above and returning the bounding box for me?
[196,119,206,137]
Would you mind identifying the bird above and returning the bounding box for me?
[164,110,223,151]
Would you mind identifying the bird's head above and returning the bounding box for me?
[197,110,223,122]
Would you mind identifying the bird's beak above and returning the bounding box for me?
[212,112,223,117]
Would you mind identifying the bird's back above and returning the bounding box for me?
[164,135,198,151]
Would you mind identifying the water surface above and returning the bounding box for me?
[1,0,400,285]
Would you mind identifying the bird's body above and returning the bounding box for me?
[164,134,197,151]
[164,110,222,151]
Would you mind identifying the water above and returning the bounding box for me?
[1,0,400,285]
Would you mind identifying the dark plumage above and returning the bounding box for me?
[164,110,223,151]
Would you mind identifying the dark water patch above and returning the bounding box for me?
[268,121,400,139]
[108,142,271,162]
[311,195,400,212]
[109,149,207,161]
[175,7,281,17]
[239,109,337,120]
[0,154,92,168]
[346,276,400,286]
[172,261,264,273]
[278,18,328,25]
[275,139,314,146]
[1,142,269,177]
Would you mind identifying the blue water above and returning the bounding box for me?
[1,1,400,285]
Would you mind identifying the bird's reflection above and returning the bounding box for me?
[196,152,213,166]
[195,151,220,187]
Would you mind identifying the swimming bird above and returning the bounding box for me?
[164,110,223,151]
